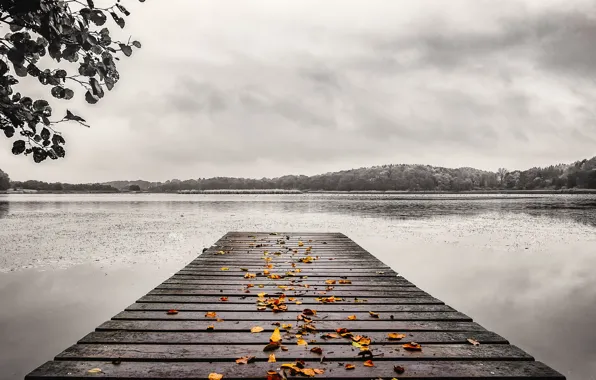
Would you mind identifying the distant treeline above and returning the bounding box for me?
[3,156,596,193]
[8,180,119,193]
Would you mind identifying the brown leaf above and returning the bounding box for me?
[403,342,422,351]
[302,309,316,316]
[266,371,282,380]
[369,311,380,318]
[235,356,256,364]
[310,346,323,354]
[263,341,281,351]
[394,365,405,374]
[467,338,480,346]
[363,360,374,367]
[208,373,223,380]
[387,333,407,340]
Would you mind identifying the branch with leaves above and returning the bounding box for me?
[0,0,143,162]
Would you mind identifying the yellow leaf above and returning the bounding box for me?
[270,327,282,343]
[220,267,229,271]
[297,338,308,345]
[388,333,407,340]
[345,364,355,370]
[301,368,315,377]
[369,311,379,318]
[281,323,292,330]
[209,373,223,380]
[251,326,264,333]
[205,311,217,318]
[325,280,336,285]
[235,355,255,364]
[295,301,302,305]
[217,250,226,255]
[363,360,374,367]
[206,325,214,330]
[268,353,276,363]
[298,241,304,247]
[347,315,357,320]
[258,292,267,298]
[88,368,102,374]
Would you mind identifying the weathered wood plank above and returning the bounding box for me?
[96,320,487,332]
[137,295,444,304]
[157,284,417,291]
[56,343,532,362]
[147,289,425,297]
[163,279,416,287]
[112,310,472,321]
[79,330,509,345]
[126,303,452,312]
[27,360,565,379]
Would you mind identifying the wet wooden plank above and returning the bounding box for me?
[96,320,487,332]
[112,310,472,321]
[79,330,509,345]
[26,360,565,379]
[126,302,451,312]
[137,295,438,303]
[147,289,425,297]
[56,343,532,362]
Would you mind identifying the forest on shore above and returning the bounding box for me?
[2,155,596,193]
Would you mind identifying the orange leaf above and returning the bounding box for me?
[363,360,374,367]
[345,364,355,370]
[270,327,282,342]
[347,315,357,320]
[403,342,422,351]
[266,371,281,380]
[220,297,229,302]
[388,333,406,340]
[208,373,223,380]
[166,309,178,315]
[251,326,264,333]
[268,353,276,363]
[205,311,217,318]
[235,356,255,364]
[325,280,336,285]
[338,280,352,284]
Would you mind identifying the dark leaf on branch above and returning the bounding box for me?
[90,10,107,26]
[65,110,87,123]
[14,64,28,77]
[52,134,66,145]
[33,99,49,111]
[51,86,65,99]
[116,4,131,16]
[89,77,104,98]
[111,12,125,28]
[63,88,74,100]
[132,40,141,48]
[40,128,51,141]
[12,140,26,155]
[3,126,15,138]
[42,116,51,126]
[87,0,95,9]
[52,145,66,158]
[27,63,41,77]
[33,147,47,163]
[119,44,133,57]
[54,69,67,79]
[0,61,8,76]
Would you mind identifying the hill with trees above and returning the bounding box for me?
[0,168,10,191]
[4,155,595,193]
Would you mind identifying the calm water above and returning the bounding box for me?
[0,193,595,379]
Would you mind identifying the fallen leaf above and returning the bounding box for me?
[369,311,380,318]
[297,338,308,345]
[310,346,323,354]
[301,368,316,377]
[220,267,229,271]
[281,345,289,351]
[363,360,374,367]
[266,370,282,380]
[295,301,303,305]
[270,327,282,342]
[205,311,217,318]
[88,368,102,374]
[467,338,480,346]
[321,333,339,339]
[338,280,352,284]
[345,364,355,370]
[251,326,264,333]
[347,315,357,320]
[394,365,405,374]
[388,333,407,340]
[263,341,281,351]
[313,369,325,375]
[325,280,336,285]
[281,323,293,330]
[240,267,248,271]
[302,309,316,316]
[216,250,226,255]
[235,356,256,364]
[298,241,304,247]
[268,353,276,362]
[206,325,214,331]
[208,373,223,380]
[403,342,422,351]
[166,309,178,315]
[220,297,229,302]
[216,318,224,322]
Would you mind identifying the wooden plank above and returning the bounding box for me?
[137,295,444,304]
[55,343,532,362]
[157,284,417,291]
[163,279,416,286]
[27,360,565,379]
[126,303,452,312]
[112,310,472,321]
[79,330,509,345]
[96,320,487,332]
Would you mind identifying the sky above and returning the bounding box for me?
[2,0,596,183]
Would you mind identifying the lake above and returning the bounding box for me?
[0,193,595,379]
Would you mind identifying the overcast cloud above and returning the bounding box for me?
[2,0,596,182]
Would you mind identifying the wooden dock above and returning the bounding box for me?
[26,232,564,379]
